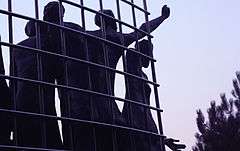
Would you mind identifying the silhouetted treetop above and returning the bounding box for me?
[192,72,240,151]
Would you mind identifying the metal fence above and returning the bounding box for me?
[0,0,165,150]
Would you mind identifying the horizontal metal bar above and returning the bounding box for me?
[0,9,156,62]
[0,41,159,87]
[0,144,71,151]
[0,108,165,137]
[61,0,153,38]
[0,74,163,112]
[120,0,150,15]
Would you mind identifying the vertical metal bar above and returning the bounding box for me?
[79,0,97,150]
[98,1,117,150]
[142,0,166,151]
[0,36,2,72]
[129,0,151,150]
[115,0,136,151]
[34,0,47,148]
[58,0,74,149]
[8,0,18,146]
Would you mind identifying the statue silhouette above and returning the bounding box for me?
[25,2,85,149]
[119,40,160,151]
[0,37,12,148]
[89,5,169,121]
[120,39,186,151]
[24,2,94,150]
[23,3,170,151]
[66,6,170,151]
[10,1,80,149]
[89,6,170,121]
[89,6,169,151]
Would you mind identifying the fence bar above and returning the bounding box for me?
[142,0,166,150]
[98,0,118,150]
[115,0,136,150]
[129,0,152,150]
[34,0,47,148]
[0,145,71,151]
[7,0,18,146]
[61,0,153,38]
[79,0,97,150]
[0,72,161,113]
[58,0,74,149]
[0,108,164,137]
[120,0,150,15]
[0,9,155,62]
[0,40,158,87]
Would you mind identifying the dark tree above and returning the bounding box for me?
[192,72,240,151]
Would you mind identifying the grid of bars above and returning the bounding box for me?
[0,0,166,150]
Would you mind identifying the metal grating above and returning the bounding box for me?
[0,0,166,150]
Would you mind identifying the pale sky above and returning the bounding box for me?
[1,0,240,150]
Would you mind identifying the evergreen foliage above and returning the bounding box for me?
[192,72,240,151]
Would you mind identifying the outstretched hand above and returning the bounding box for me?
[162,5,170,19]
[165,138,186,151]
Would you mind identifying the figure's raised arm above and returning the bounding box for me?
[124,5,170,46]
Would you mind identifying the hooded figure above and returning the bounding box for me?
[0,37,12,147]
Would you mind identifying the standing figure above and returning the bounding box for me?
[0,37,12,147]
[24,2,86,150]
[121,39,186,151]
[85,6,170,151]
[82,4,170,123]
[90,5,170,119]
[122,40,159,151]
[86,4,170,125]
[11,2,70,149]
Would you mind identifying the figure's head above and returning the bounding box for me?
[137,40,153,68]
[43,1,65,23]
[94,9,117,31]
[25,20,36,37]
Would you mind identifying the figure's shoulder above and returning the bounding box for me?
[126,48,136,58]
[13,37,37,59]
[106,31,120,38]
[84,30,104,41]
[64,22,83,31]
[87,29,101,36]
[17,37,36,47]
